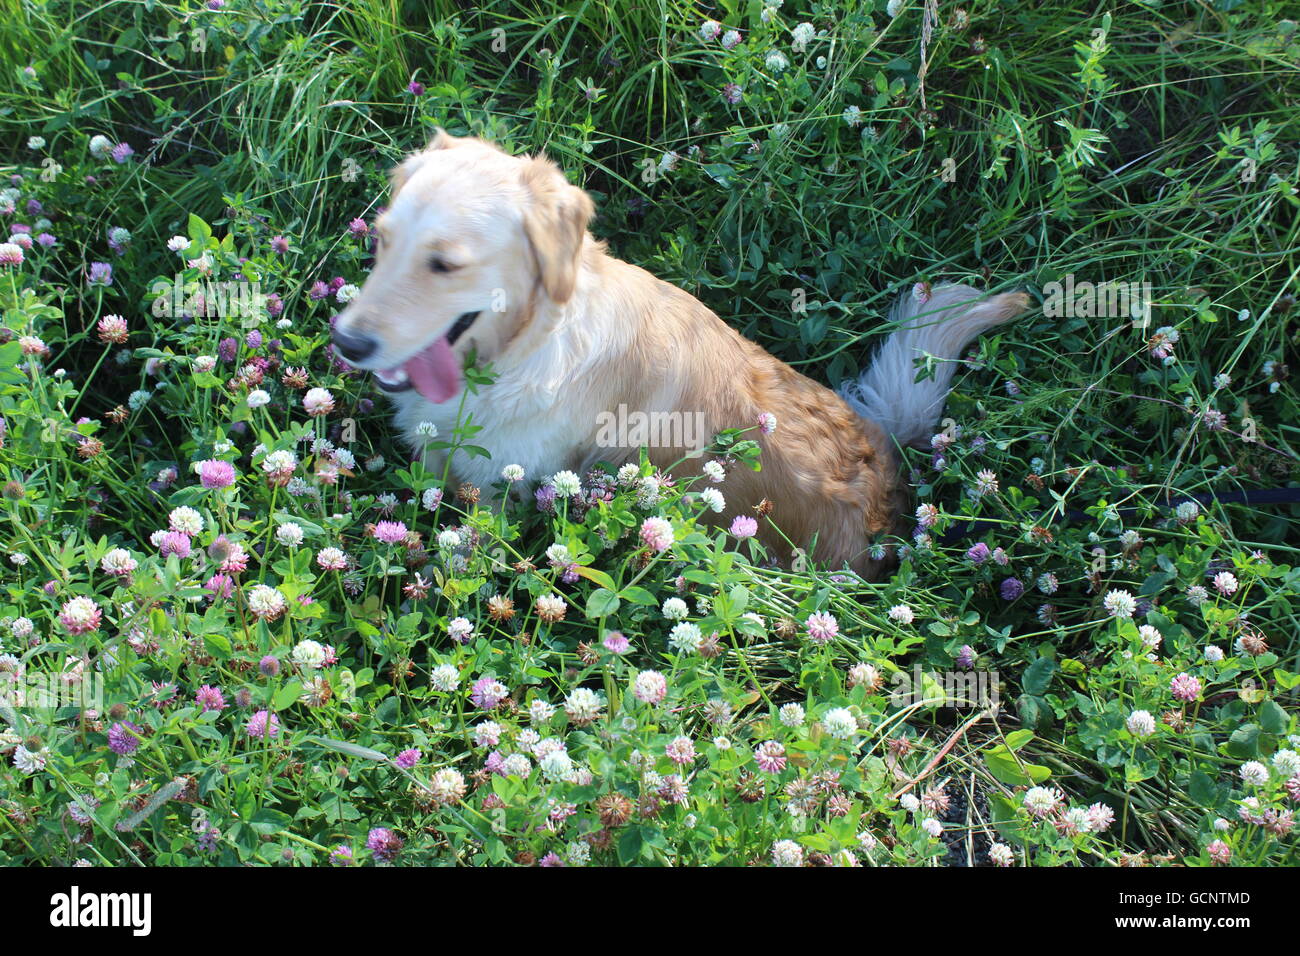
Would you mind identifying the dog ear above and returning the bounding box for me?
[388,129,456,197]
[520,155,594,304]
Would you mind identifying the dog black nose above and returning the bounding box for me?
[332,328,377,363]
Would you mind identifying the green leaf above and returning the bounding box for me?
[585,587,620,619]
[202,631,232,660]
[1189,770,1219,806]
[574,566,616,591]
[617,825,644,864]
[1259,700,1289,735]
[249,808,293,835]
[272,681,303,709]
[306,735,389,763]
[619,586,657,606]
[984,744,1051,787]
[187,212,213,243]
[1022,657,1057,695]
[1226,722,1260,758]
[1004,729,1036,750]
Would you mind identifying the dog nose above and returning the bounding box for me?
[332,327,378,363]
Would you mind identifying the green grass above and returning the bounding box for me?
[0,0,1297,866]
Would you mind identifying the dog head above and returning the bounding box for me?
[331,130,594,403]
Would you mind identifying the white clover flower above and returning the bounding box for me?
[473,720,502,748]
[699,488,725,513]
[1126,710,1156,737]
[900,794,921,813]
[921,818,943,838]
[551,470,581,497]
[564,838,590,865]
[668,622,703,653]
[501,463,524,482]
[89,135,113,159]
[166,236,191,252]
[1239,761,1270,787]
[10,617,34,640]
[540,750,574,782]
[529,699,556,724]
[791,21,815,52]
[535,593,566,620]
[778,702,805,727]
[765,50,789,73]
[246,584,287,620]
[989,842,1015,867]
[1175,500,1200,522]
[263,449,297,475]
[13,745,47,774]
[316,546,348,571]
[27,136,45,150]
[247,389,271,409]
[887,0,906,16]
[661,597,689,621]
[276,522,304,547]
[636,475,662,507]
[822,707,857,740]
[1138,625,1162,650]
[564,687,604,723]
[1023,786,1062,817]
[888,604,914,624]
[702,460,726,482]
[290,639,328,669]
[447,617,474,643]
[437,529,462,549]
[100,548,136,576]
[1271,749,1300,777]
[302,388,335,416]
[1203,645,1224,662]
[168,506,204,536]
[632,669,667,704]
[771,839,804,867]
[616,462,642,485]
[335,283,360,303]
[430,663,460,692]
[1102,589,1137,619]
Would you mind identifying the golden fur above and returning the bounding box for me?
[333,131,1029,578]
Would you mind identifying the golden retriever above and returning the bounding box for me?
[331,131,1028,577]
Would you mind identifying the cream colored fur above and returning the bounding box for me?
[333,131,1029,577]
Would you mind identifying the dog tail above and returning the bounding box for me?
[839,283,1030,448]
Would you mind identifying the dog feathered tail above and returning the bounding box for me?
[839,283,1029,448]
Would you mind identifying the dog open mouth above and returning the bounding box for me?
[373,310,480,403]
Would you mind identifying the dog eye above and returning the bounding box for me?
[428,256,456,274]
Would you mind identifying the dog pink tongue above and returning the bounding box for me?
[404,336,462,404]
